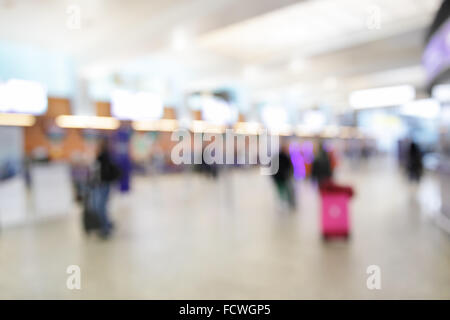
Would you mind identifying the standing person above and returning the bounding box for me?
[96,138,120,238]
[312,142,332,186]
[272,143,296,210]
[407,141,423,182]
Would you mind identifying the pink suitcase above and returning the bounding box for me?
[319,182,354,239]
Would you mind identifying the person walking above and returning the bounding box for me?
[272,143,296,210]
[311,142,332,186]
[407,141,423,182]
[95,139,120,238]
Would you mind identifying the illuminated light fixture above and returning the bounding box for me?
[400,99,441,119]
[261,105,293,136]
[55,115,120,130]
[269,124,293,136]
[432,84,450,102]
[350,85,415,109]
[0,113,36,127]
[261,105,289,132]
[190,120,226,134]
[320,125,340,138]
[0,79,47,115]
[132,119,179,132]
[201,96,235,125]
[295,125,315,137]
[111,89,163,120]
[233,122,263,135]
[302,109,327,133]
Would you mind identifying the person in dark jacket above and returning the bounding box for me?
[96,139,119,238]
[407,141,423,182]
[312,142,332,185]
[272,143,296,210]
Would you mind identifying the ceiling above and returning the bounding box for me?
[0,0,444,112]
[198,0,440,63]
[0,0,302,66]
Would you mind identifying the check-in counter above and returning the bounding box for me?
[0,176,28,227]
[30,162,73,219]
[0,162,74,229]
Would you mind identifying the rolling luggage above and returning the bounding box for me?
[319,181,354,239]
[82,180,101,233]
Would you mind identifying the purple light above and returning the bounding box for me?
[289,142,306,180]
[300,141,314,165]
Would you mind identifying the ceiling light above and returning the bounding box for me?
[432,84,450,102]
[0,113,36,127]
[111,89,163,121]
[233,122,263,135]
[0,79,47,115]
[132,119,178,132]
[56,115,120,130]
[269,124,293,136]
[400,99,441,119]
[350,85,416,109]
[295,125,315,137]
[302,109,327,133]
[261,105,288,130]
[190,120,226,134]
[201,96,235,125]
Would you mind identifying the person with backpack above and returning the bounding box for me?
[311,141,333,186]
[95,138,121,238]
[407,141,423,183]
[272,142,296,210]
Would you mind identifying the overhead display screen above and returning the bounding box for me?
[111,89,163,120]
[423,19,450,85]
[0,79,48,115]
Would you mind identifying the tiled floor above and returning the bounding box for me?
[0,157,449,299]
